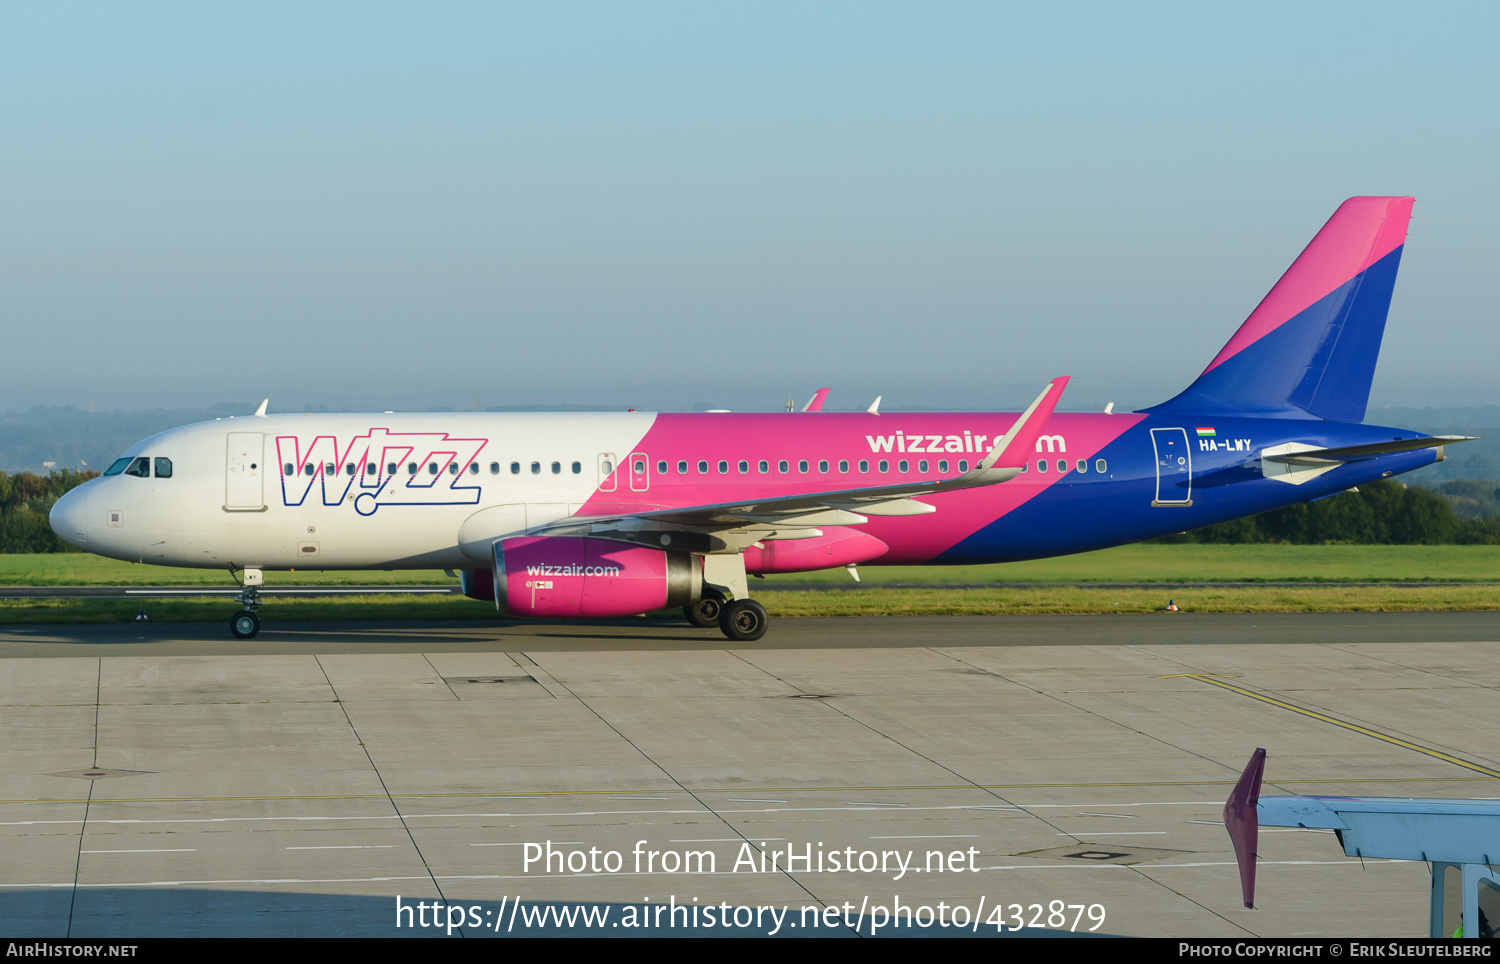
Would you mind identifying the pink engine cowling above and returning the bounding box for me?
[471,536,700,618]
[742,527,888,575]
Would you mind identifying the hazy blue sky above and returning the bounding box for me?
[3,2,1496,414]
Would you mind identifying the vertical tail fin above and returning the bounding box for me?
[1149,197,1414,422]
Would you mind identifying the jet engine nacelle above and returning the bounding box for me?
[743,527,888,575]
[484,536,700,618]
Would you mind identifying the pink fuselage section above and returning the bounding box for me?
[575,411,1141,565]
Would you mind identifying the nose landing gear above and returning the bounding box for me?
[230,609,260,639]
[229,566,263,639]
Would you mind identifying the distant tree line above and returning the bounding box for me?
[1155,480,1500,545]
[0,470,97,553]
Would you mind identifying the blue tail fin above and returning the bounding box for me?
[1148,196,1414,422]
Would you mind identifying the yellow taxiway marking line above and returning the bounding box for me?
[1170,673,1500,779]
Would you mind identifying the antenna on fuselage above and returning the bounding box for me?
[1104,402,1114,414]
[866,395,882,415]
[253,399,268,418]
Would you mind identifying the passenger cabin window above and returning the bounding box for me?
[448,463,459,475]
[572,461,582,474]
[878,460,889,473]
[387,462,398,474]
[489,462,499,474]
[346,463,356,476]
[677,460,688,474]
[859,460,869,473]
[1095,459,1108,473]
[697,460,708,474]
[1037,460,1048,473]
[958,459,968,472]
[326,462,336,474]
[154,458,173,478]
[657,460,667,474]
[738,460,748,474]
[898,459,909,473]
[1057,460,1067,473]
[635,459,646,474]
[1076,459,1088,473]
[305,464,316,477]
[838,460,849,473]
[818,460,828,473]
[367,464,378,476]
[551,461,561,474]
[511,462,520,475]
[938,459,948,473]
[283,463,295,476]
[797,460,808,473]
[717,460,727,474]
[531,462,541,474]
[917,459,927,473]
[407,462,418,475]
[469,463,479,475]
[104,457,133,476]
[428,462,439,475]
[758,460,768,473]
[778,460,788,473]
[124,457,150,478]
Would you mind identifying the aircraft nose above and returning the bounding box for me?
[50,486,89,549]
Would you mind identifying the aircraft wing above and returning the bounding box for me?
[538,377,1070,536]
[1261,435,1475,465]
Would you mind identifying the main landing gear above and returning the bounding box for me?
[684,588,769,642]
[229,567,264,639]
[718,598,768,642]
[687,553,769,641]
[684,588,725,628]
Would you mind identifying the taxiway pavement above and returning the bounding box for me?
[2,612,1497,937]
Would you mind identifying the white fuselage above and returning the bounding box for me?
[50,413,658,571]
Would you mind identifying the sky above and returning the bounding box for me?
[2,2,1497,414]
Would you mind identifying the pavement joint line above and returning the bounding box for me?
[2,775,1492,809]
[313,654,452,919]
[1176,673,1500,779]
[927,647,1259,937]
[64,656,101,940]
[512,649,849,927]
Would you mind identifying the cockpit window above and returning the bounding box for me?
[104,457,132,476]
[124,457,150,478]
[154,458,173,479]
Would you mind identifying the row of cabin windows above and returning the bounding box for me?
[283,461,585,477]
[277,457,1111,479]
[1026,459,1109,475]
[639,457,1108,476]
[103,456,173,479]
[650,458,974,476]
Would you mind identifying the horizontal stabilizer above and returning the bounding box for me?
[1262,435,1475,465]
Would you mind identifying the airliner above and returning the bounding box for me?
[49,196,1467,641]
